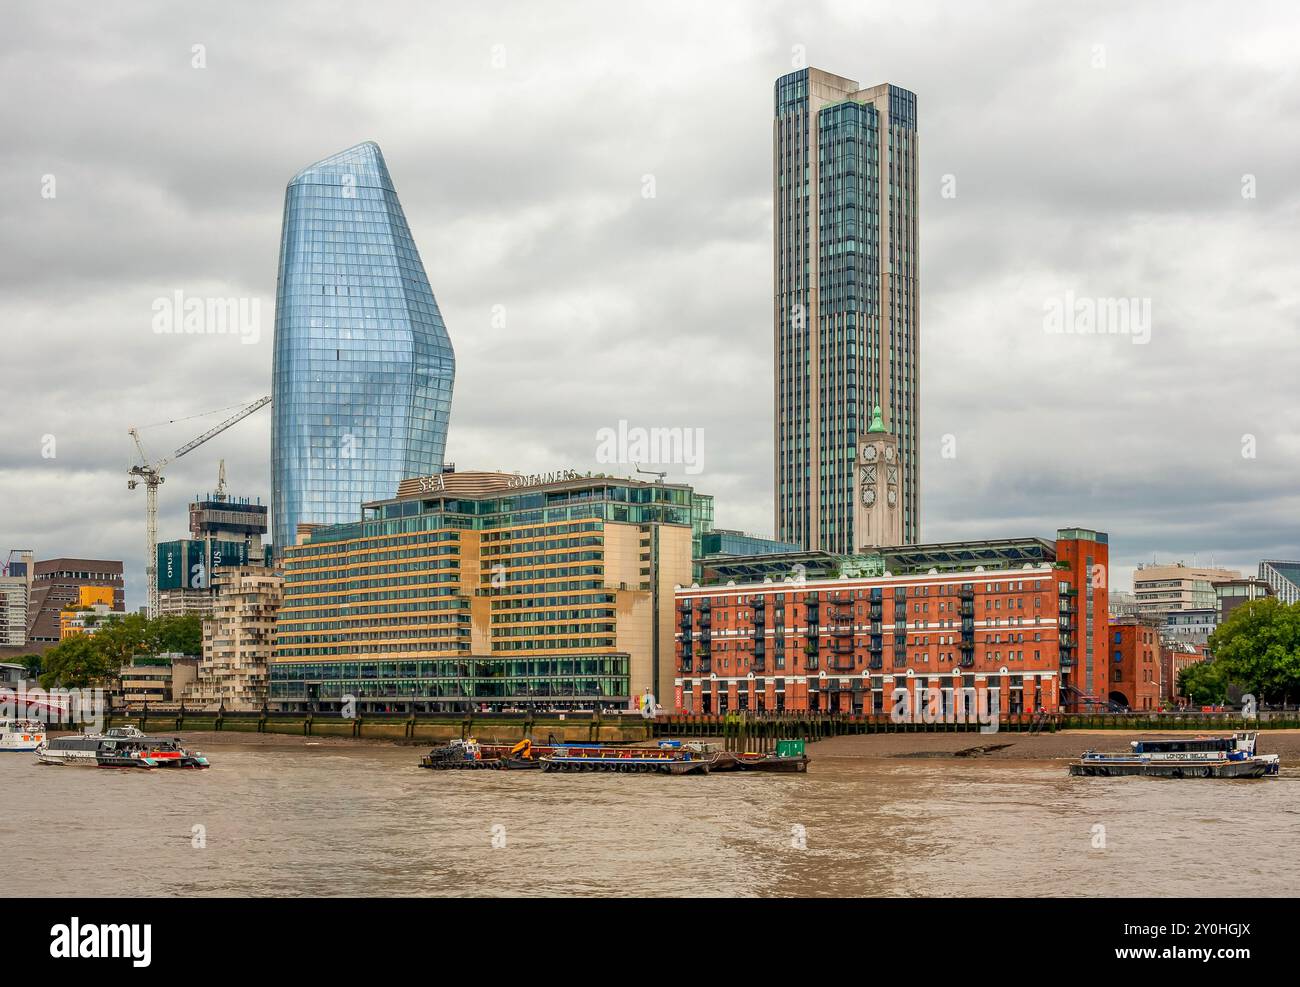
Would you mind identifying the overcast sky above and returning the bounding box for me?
[3,0,1298,609]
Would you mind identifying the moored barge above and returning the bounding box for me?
[1069,732,1279,778]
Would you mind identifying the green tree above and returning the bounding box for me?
[1207,598,1300,705]
[39,634,115,689]
[15,653,43,679]
[91,612,155,686]
[152,612,203,655]
[1177,660,1227,706]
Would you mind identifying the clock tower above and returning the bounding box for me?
[854,405,904,551]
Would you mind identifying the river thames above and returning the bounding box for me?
[5,736,1298,897]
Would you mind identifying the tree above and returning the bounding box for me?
[1207,598,1300,705]
[152,613,203,656]
[14,653,43,679]
[1177,660,1227,706]
[35,611,206,693]
[39,634,115,689]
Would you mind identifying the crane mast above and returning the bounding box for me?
[128,395,271,618]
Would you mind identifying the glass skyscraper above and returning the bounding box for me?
[774,69,918,552]
[271,141,455,552]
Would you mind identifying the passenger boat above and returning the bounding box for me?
[35,728,210,770]
[101,727,211,768]
[1069,732,1280,778]
[0,719,47,753]
[38,735,157,769]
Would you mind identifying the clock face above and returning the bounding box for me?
[862,444,877,463]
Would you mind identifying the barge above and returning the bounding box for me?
[539,747,713,774]
[1069,732,1279,778]
[709,740,809,773]
[419,738,813,775]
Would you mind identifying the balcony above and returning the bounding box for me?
[831,624,853,638]
[868,657,883,670]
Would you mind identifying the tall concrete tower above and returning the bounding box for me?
[773,68,918,552]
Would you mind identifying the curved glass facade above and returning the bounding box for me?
[271,141,455,552]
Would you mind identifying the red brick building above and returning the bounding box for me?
[674,529,1110,715]
[1161,640,1211,706]
[1108,616,1161,711]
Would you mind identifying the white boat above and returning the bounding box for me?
[36,734,105,766]
[35,726,210,769]
[0,719,47,753]
[1070,732,1280,778]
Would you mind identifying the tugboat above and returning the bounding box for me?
[419,738,500,770]
[1069,732,1280,778]
[0,719,47,754]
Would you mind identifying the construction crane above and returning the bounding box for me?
[633,463,667,484]
[128,396,271,618]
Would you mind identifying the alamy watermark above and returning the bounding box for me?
[0,686,105,732]
[1043,291,1150,345]
[595,419,704,475]
[890,685,1000,734]
[152,290,261,344]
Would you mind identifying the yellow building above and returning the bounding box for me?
[270,470,708,714]
[59,585,119,639]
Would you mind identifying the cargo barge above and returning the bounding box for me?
[1069,732,1279,778]
[420,738,812,775]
